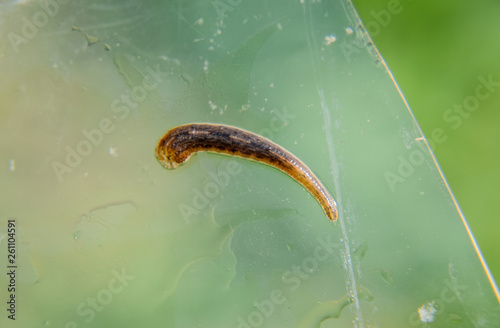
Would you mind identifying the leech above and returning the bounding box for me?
[155,123,338,222]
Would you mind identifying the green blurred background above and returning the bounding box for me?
[352,0,500,284]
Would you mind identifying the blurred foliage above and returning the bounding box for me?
[353,0,500,283]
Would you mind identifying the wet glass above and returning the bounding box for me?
[0,0,499,327]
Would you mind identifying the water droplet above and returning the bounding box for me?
[73,231,82,240]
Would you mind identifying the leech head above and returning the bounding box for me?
[155,136,181,169]
[155,146,178,169]
[156,128,195,169]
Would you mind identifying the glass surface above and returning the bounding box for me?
[0,0,499,327]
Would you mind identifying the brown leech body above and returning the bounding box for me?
[155,123,337,222]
